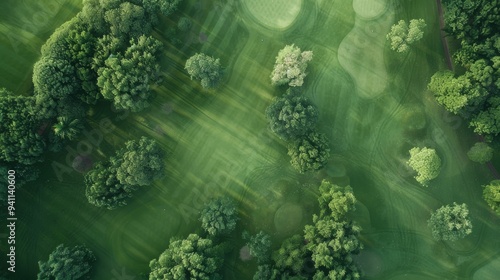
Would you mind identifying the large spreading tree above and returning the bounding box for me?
[265,89,319,141]
[270,44,313,87]
[407,147,441,186]
[37,244,96,280]
[185,53,223,89]
[428,202,472,241]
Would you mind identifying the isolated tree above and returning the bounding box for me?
[467,142,494,164]
[142,0,182,16]
[428,202,472,241]
[199,197,238,236]
[386,19,426,53]
[84,161,136,210]
[271,44,313,87]
[288,132,330,173]
[115,137,165,186]
[53,117,83,141]
[243,231,272,264]
[37,244,95,280]
[97,35,162,112]
[266,89,319,141]
[407,147,441,186]
[185,53,223,89]
[149,234,223,280]
[177,17,192,31]
[483,180,500,215]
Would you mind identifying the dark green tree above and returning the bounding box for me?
[243,231,272,264]
[199,197,238,236]
[288,132,330,173]
[149,234,223,280]
[142,0,182,16]
[37,244,96,280]
[53,117,83,141]
[104,2,153,39]
[428,202,473,241]
[266,89,319,141]
[272,234,308,276]
[185,53,223,89]
[483,180,500,215]
[115,137,164,186]
[178,17,192,32]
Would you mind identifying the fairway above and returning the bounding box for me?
[1,0,499,279]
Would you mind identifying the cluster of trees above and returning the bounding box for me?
[407,147,441,186]
[37,244,96,280]
[267,45,330,173]
[386,19,426,53]
[427,202,472,241]
[85,137,164,209]
[253,180,363,279]
[185,53,224,89]
[429,0,500,137]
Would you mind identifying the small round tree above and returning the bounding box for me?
[185,53,223,89]
[199,197,239,236]
[288,132,330,173]
[427,203,472,241]
[407,147,441,186]
[37,244,96,280]
[265,89,319,141]
[467,142,493,164]
[483,180,500,215]
[270,44,313,87]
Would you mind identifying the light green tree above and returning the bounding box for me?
[428,202,472,241]
[185,53,223,89]
[386,19,426,53]
[270,44,313,87]
[407,147,441,186]
[483,180,500,215]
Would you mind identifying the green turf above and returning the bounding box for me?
[1,0,500,279]
[241,0,303,29]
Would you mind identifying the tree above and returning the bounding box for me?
[288,132,330,173]
[149,234,223,280]
[37,244,95,280]
[185,53,223,89]
[270,44,313,87]
[178,17,192,32]
[386,19,426,53]
[84,161,136,210]
[483,180,500,215]
[272,234,308,276]
[53,117,83,141]
[33,57,78,102]
[142,0,182,16]
[467,142,494,164]
[97,35,162,112]
[199,197,239,236]
[427,202,472,241]
[243,231,272,264]
[115,137,164,186]
[104,2,153,39]
[407,147,441,186]
[265,89,319,141]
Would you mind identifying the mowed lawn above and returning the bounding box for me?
[1,0,499,279]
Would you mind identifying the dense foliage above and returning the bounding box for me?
[270,44,313,87]
[467,142,494,164]
[85,137,164,209]
[428,202,472,241]
[288,132,330,173]
[37,244,96,280]
[265,89,319,141]
[429,0,500,138]
[185,53,224,89]
[199,197,238,236]
[149,234,224,280]
[243,231,272,264]
[386,19,426,53]
[483,180,500,215]
[407,147,441,186]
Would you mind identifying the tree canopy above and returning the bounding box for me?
[467,142,494,164]
[243,231,272,264]
[288,132,330,173]
[37,244,96,280]
[266,89,319,141]
[407,147,441,186]
[386,19,426,53]
[483,180,500,215]
[199,197,238,236]
[427,202,472,241]
[149,234,224,280]
[270,44,313,87]
[142,0,182,16]
[185,53,223,89]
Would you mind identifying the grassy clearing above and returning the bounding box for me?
[1,0,499,279]
[242,0,302,29]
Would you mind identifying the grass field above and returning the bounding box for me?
[1,0,500,279]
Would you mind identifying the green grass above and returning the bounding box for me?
[1,0,500,279]
[241,0,303,29]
